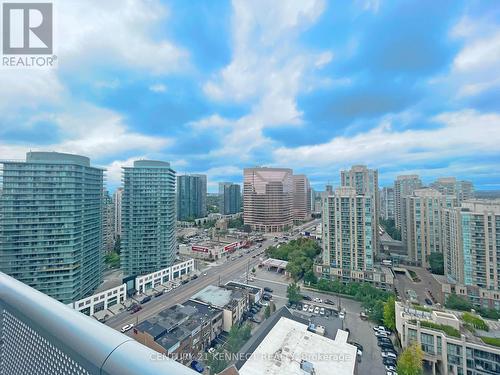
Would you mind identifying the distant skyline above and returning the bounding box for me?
[1,1,499,193]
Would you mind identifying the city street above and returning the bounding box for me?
[106,220,319,331]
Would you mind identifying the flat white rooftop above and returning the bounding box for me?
[239,317,357,375]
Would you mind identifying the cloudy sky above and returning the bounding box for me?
[1,0,500,192]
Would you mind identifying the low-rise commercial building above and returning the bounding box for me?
[179,241,242,261]
[133,300,223,364]
[236,310,357,375]
[225,281,263,304]
[191,285,249,332]
[395,301,500,375]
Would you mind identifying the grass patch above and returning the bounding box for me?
[408,270,420,282]
[411,303,431,312]
[481,337,500,347]
[420,321,460,338]
[462,312,489,331]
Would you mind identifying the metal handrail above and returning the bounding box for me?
[0,271,197,375]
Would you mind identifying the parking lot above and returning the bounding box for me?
[243,267,390,374]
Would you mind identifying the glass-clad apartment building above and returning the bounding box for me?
[0,152,104,303]
[121,160,176,276]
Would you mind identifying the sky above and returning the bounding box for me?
[1,0,500,192]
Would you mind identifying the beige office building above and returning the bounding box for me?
[394,175,422,241]
[292,174,311,223]
[441,200,500,310]
[243,167,293,232]
[340,165,379,253]
[404,188,456,267]
[430,177,474,203]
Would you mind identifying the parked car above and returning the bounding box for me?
[339,311,345,319]
[308,305,314,313]
[141,296,152,304]
[302,295,312,301]
[130,305,142,314]
[154,290,164,298]
[190,361,204,373]
[375,330,388,337]
[383,358,397,367]
[191,274,198,280]
[181,279,189,285]
[359,312,368,320]
[381,352,397,360]
[373,325,388,333]
[325,299,335,305]
[262,294,271,301]
[264,287,273,293]
[314,306,320,314]
[313,297,323,303]
[302,304,309,312]
[319,307,325,315]
[378,342,394,351]
[120,324,134,333]
[425,298,433,305]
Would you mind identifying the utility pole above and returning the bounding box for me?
[246,259,250,284]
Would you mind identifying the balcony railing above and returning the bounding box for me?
[0,271,197,375]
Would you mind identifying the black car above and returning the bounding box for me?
[378,338,392,343]
[262,295,271,301]
[141,296,152,304]
[191,274,198,280]
[383,358,397,366]
[302,295,312,301]
[250,308,258,314]
[425,298,433,305]
[378,338,392,344]
[379,343,395,351]
[264,287,273,293]
[325,299,335,305]
[379,341,394,347]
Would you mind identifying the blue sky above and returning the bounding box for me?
[1,0,500,192]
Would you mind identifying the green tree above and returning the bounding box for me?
[104,251,120,268]
[227,323,252,353]
[264,305,271,318]
[445,293,472,311]
[287,282,302,304]
[397,343,424,375]
[383,296,396,331]
[304,269,318,284]
[429,252,444,275]
[206,347,229,375]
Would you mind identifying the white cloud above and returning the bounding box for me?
[1,104,171,171]
[104,156,142,188]
[149,83,167,93]
[198,0,330,161]
[57,0,188,75]
[0,69,64,112]
[447,16,500,97]
[43,103,171,158]
[273,109,500,169]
